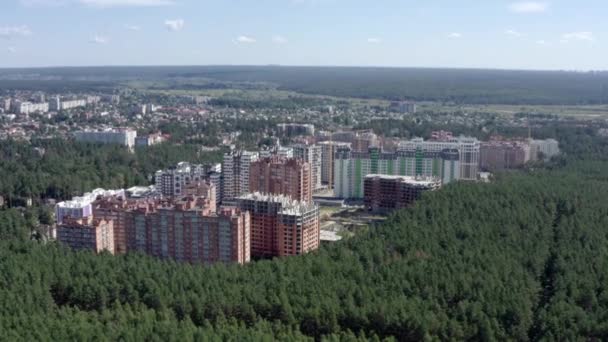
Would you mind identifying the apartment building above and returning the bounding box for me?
[364,175,441,214]
[73,129,137,149]
[291,143,323,191]
[319,141,352,188]
[57,217,115,254]
[334,146,460,199]
[154,162,221,203]
[480,141,531,172]
[222,150,259,203]
[237,192,320,258]
[249,156,312,202]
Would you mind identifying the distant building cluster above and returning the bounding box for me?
[54,125,560,260]
[480,137,560,172]
[333,136,478,199]
[55,154,322,262]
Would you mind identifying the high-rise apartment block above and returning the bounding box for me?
[352,131,380,153]
[319,141,352,188]
[125,199,250,265]
[74,129,137,149]
[291,144,323,191]
[57,217,115,254]
[92,196,135,254]
[237,193,320,258]
[59,194,250,265]
[249,156,312,202]
[222,150,259,203]
[334,145,460,199]
[364,175,441,214]
[399,137,480,181]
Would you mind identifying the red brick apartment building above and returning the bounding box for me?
[57,217,114,254]
[249,156,312,202]
[237,192,319,258]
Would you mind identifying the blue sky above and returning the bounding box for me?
[0,0,605,70]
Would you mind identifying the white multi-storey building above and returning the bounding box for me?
[155,162,222,207]
[292,144,323,192]
[530,139,560,161]
[319,141,352,189]
[222,150,259,203]
[399,136,480,181]
[73,129,137,148]
[55,188,125,224]
[13,101,49,115]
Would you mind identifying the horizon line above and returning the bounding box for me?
[0,64,606,73]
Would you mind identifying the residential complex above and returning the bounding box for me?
[126,199,250,265]
[364,175,441,213]
[237,192,320,258]
[59,194,251,265]
[333,145,460,199]
[249,156,313,202]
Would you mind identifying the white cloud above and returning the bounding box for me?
[505,29,524,37]
[272,35,288,44]
[124,24,141,31]
[447,32,462,39]
[164,19,184,32]
[90,34,109,44]
[561,31,594,42]
[0,25,32,38]
[80,0,174,7]
[367,37,381,43]
[509,2,548,13]
[7,47,17,53]
[536,40,549,45]
[236,35,256,43]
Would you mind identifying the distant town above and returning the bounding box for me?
[0,87,569,265]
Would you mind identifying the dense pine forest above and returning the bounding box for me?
[1,129,608,340]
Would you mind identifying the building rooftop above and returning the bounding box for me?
[56,188,126,209]
[364,174,441,186]
[237,192,318,215]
